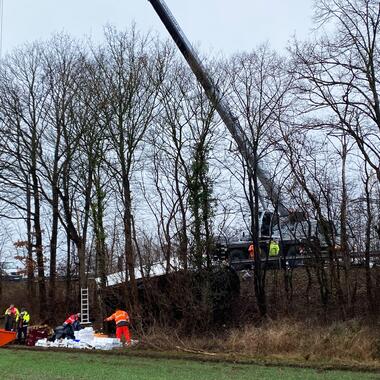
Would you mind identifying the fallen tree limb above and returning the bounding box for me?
[175,346,217,356]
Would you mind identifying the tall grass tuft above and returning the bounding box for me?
[141,319,380,364]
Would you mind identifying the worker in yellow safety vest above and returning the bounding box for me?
[269,240,280,257]
[16,308,30,343]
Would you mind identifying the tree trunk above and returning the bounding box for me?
[31,165,47,319]
[123,178,139,317]
[48,185,59,320]
[250,169,267,317]
[26,174,36,299]
[340,137,352,316]
[65,235,72,309]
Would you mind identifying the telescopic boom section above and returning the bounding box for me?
[148,0,288,216]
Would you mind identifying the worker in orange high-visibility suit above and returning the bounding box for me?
[104,309,131,345]
[248,244,255,259]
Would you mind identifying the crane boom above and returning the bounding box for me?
[148,0,288,216]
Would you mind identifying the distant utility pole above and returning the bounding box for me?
[0,0,3,58]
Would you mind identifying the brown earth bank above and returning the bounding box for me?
[1,267,380,358]
[0,268,379,325]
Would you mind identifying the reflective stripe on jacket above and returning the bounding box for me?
[17,311,30,325]
[106,310,130,327]
[269,242,280,257]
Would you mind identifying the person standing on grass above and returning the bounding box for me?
[16,308,30,343]
[104,308,131,345]
[4,304,19,331]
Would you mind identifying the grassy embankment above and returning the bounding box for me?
[1,348,379,380]
[139,319,380,370]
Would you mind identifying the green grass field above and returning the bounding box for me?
[0,348,378,380]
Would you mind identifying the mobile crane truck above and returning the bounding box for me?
[147,0,338,271]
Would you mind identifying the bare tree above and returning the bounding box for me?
[226,45,293,316]
[292,0,380,183]
[362,162,379,311]
[0,43,48,317]
[37,34,85,317]
[287,0,380,316]
[93,26,162,316]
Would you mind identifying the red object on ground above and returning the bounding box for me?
[0,329,16,347]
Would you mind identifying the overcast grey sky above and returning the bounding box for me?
[1,0,315,56]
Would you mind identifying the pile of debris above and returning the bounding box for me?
[26,325,52,346]
[35,327,124,350]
